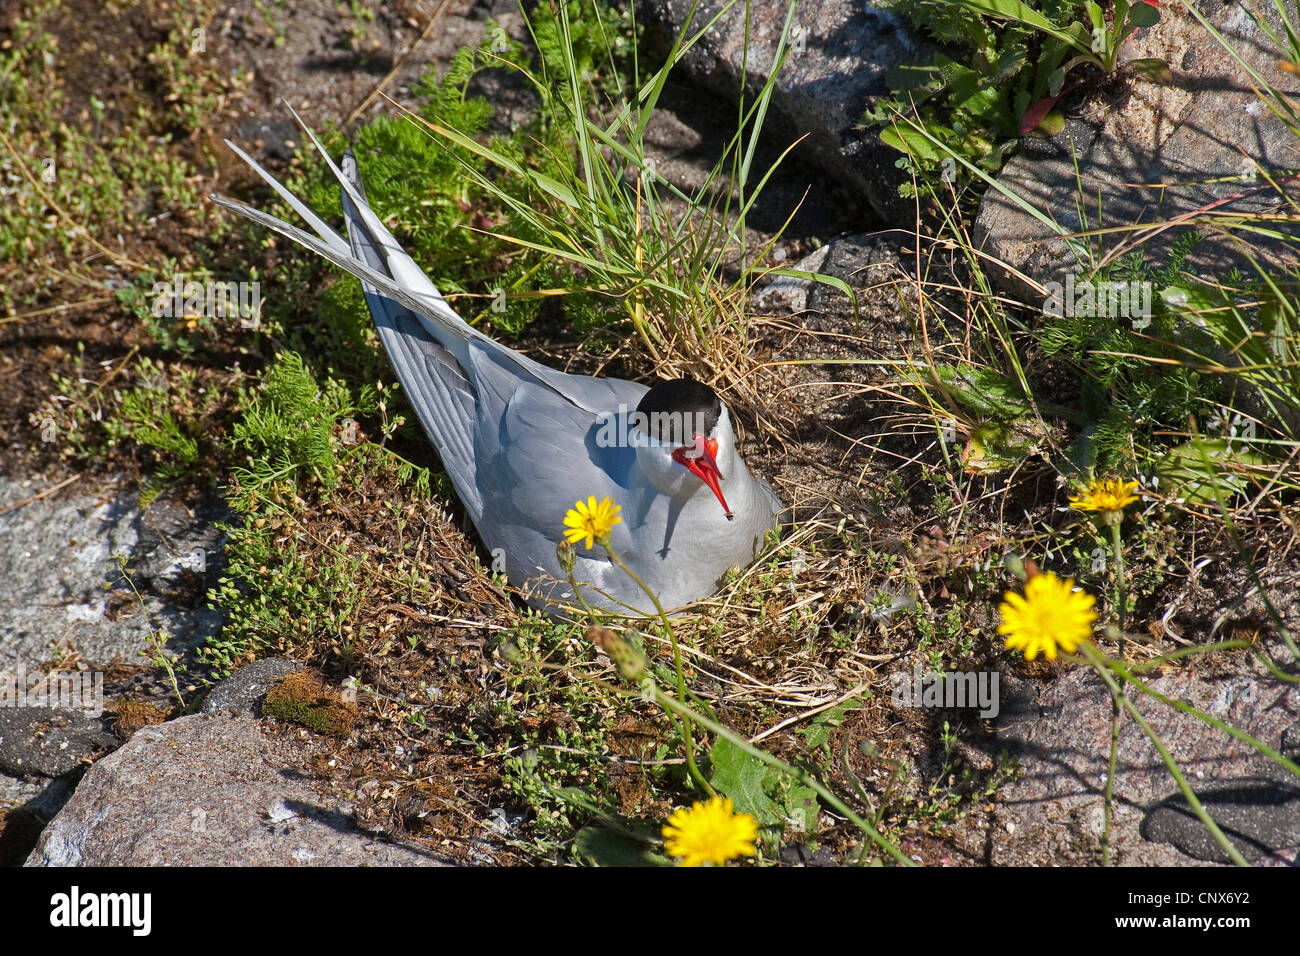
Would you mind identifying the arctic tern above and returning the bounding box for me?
[211,114,782,616]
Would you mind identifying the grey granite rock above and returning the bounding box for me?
[0,475,228,812]
[0,773,50,811]
[1282,720,1300,761]
[0,707,118,778]
[641,0,932,220]
[0,475,226,675]
[752,243,832,315]
[1142,777,1300,864]
[199,657,304,715]
[25,713,448,866]
[752,232,902,321]
[0,773,75,817]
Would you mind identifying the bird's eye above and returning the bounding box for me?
[677,436,718,460]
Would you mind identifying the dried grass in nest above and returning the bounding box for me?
[642,292,798,445]
[581,507,920,748]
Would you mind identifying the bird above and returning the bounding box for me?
[210,112,783,618]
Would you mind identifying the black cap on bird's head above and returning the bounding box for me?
[635,378,721,443]
[634,378,733,519]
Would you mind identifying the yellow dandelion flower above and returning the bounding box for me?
[998,571,1097,661]
[1070,478,1140,517]
[562,495,622,550]
[662,796,758,867]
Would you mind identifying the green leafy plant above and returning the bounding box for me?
[491,613,639,846]
[205,351,429,677]
[103,358,206,504]
[866,0,1058,191]
[280,5,637,345]
[709,736,821,846]
[867,0,1167,194]
[227,350,375,504]
[564,498,911,865]
[962,0,1167,127]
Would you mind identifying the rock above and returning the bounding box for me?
[0,774,75,820]
[0,773,56,812]
[0,475,226,676]
[752,244,831,315]
[1142,778,1300,864]
[640,0,932,220]
[199,657,304,715]
[0,777,76,866]
[980,659,1300,866]
[803,233,900,318]
[0,708,118,778]
[974,4,1300,307]
[752,232,901,322]
[1282,721,1300,760]
[26,713,449,866]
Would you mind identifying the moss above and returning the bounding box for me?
[107,698,171,741]
[262,671,357,736]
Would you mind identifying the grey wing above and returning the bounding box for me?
[371,313,485,522]
[467,359,648,585]
[338,152,484,521]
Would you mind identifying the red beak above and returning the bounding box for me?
[672,434,734,520]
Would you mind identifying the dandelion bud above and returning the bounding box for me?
[556,538,576,574]
[587,625,647,681]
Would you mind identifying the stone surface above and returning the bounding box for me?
[26,713,448,866]
[979,657,1300,866]
[0,475,226,676]
[640,0,932,221]
[0,776,76,866]
[0,476,224,837]
[1142,778,1300,864]
[975,3,1300,300]
[0,707,118,778]
[0,474,225,812]
[0,773,50,811]
[752,232,903,322]
[199,657,304,715]
[0,774,74,818]
[752,243,832,315]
